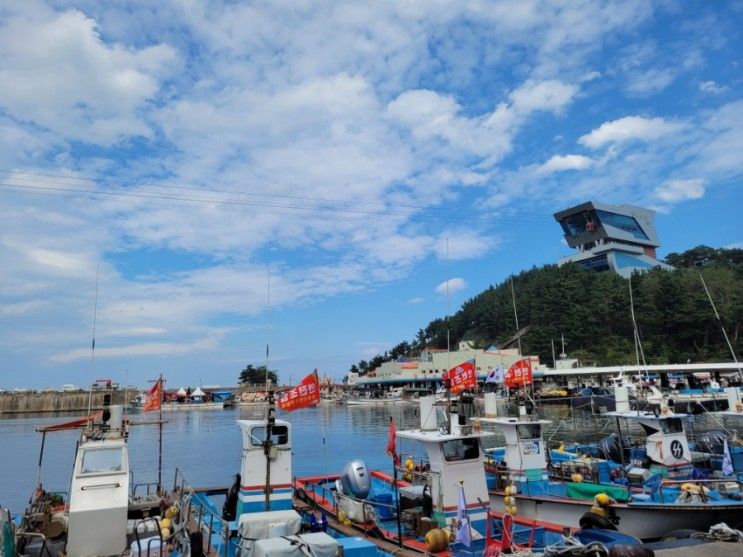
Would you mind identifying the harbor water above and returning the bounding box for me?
[1,402,739,514]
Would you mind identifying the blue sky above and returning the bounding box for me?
[1,1,741,389]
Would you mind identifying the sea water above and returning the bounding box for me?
[1,402,735,513]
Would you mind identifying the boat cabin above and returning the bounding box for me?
[607,411,692,476]
[66,406,131,557]
[397,410,494,527]
[237,419,293,515]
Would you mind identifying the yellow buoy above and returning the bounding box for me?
[590,506,606,517]
[338,510,346,522]
[424,528,449,552]
[571,473,583,483]
[405,458,415,470]
[160,517,171,530]
[161,527,171,539]
[595,493,611,506]
[165,506,178,519]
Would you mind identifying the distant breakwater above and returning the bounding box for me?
[0,391,130,414]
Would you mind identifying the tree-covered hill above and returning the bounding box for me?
[351,246,742,374]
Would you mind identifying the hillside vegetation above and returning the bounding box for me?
[350,246,742,375]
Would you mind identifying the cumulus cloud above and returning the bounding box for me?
[579,116,683,149]
[408,297,424,304]
[654,179,706,203]
[537,154,593,174]
[435,278,466,295]
[0,10,176,144]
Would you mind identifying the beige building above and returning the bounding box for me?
[356,341,541,386]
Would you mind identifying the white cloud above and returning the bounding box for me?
[0,10,177,145]
[509,80,578,114]
[699,81,729,94]
[625,68,675,95]
[435,278,466,295]
[537,154,593,174]
[654,179,706,203]
[407,297,424,304]
[579,116,683,149]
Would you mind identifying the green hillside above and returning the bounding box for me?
[350,246,742,375]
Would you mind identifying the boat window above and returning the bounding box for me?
[442,438,480,462]
[250,425,289,447]
[660,418,683,434]
[516,424,541,439]
[80,447,125,475]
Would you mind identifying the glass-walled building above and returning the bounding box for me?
[554,201,672,277]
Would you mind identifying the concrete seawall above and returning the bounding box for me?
[0,391,130,414]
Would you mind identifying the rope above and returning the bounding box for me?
[543,535,609,557]
[691,523,743,543]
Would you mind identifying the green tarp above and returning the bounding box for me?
[566,481,630,503]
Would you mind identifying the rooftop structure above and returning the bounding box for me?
[554,201,672,278]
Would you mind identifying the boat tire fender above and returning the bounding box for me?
[579,511,617,531]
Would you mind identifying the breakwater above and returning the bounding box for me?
[0,391,130,414]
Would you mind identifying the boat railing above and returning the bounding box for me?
[655,478,743,504]
[131,516,165,557]
[172,467,234,557]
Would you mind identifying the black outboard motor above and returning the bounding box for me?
[696,431,727,454]
[222,473,240,521]
[596,433,628,463]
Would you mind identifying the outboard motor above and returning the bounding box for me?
[696,431,727,454]
[222,473,240,521]
[597,433,628,463]
[336,459,371,499]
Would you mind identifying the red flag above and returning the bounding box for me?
[277,370,320,412]
[504,358,532,389]
[143,379,162,413]
[386,416,400,465]
[446,360,477,394]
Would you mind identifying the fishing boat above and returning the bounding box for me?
[479,405,743,540]
[173,391,397,557]
[7,396,189,557]
[294,396,586,555]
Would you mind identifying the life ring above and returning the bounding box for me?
[579,510,617,531]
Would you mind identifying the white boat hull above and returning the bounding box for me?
[489,492,743,540]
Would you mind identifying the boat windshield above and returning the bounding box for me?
[442,438,480,462]
[80,447,125,475]
[250,425,289,447]
[516,424,541,439]
[659,418,683,434]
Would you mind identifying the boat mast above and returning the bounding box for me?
[628,274,648,382]
[264,265,274,511]
[698,271,743,384]
[445,238,452,434]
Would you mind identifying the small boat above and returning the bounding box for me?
[480,409,743,540]
[295,397,581,554]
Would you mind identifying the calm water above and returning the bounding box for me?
[1,402,737,513]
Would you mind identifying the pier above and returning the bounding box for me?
[0,390,130,414]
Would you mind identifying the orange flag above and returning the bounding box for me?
[143,378,162,412]
[277,370,320,411]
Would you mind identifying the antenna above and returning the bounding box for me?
[86,265,100,422]
[265,266,271,395]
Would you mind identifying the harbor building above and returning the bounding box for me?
[354,341,542,389]
[554,201,673,278]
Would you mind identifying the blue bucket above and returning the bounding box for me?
[372,493,394,520]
